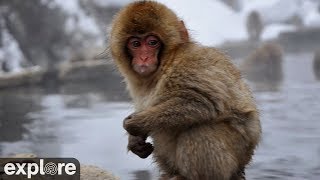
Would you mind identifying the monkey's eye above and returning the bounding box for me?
[131,41,141,48]
[146,36,160,48]
[128,37,141,49]
[148,40,159,47]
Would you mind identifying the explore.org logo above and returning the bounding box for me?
[0,158,80,179]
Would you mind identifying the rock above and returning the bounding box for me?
[278,27,320,52]
[81,165,119,180]
[0,66,45,89]
[1,154,119,180]
[69,47,107,62]
[0,59,125,90]
[10,153,37,158]
[58,60,121,82]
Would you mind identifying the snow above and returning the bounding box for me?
[243,0,320,39]
[92,0,131,7]
[305,11,320,27]
[262,24,296,40]
[244,0,318,24]
[303,1,320,27]
[0,24,24,73]
[258,2,300,24]
[156,0,320,45]
[54,0,101,35]
[157,0,247,46]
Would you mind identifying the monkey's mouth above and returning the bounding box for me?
[138,65,149,74]
[134,65,157,76]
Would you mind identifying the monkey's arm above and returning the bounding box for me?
[124,84,230,136]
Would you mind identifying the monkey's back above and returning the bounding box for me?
[151,44,261,176]
[161,44,259,116]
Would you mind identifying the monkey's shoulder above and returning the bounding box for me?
[174,45,241,79]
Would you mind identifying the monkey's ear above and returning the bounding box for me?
[179,20,189,42]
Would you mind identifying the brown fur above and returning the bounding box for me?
[110,1,261,179]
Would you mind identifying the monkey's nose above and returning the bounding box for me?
[140,56,149,62]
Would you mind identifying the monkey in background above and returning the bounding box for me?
[314,50,320,80]
[246,11,263,42]
[240,43,283,87]
[110,1,261,179]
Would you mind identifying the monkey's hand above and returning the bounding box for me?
[123,113,149,137]
[128,135,153,159]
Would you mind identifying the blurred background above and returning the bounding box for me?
[0,0,320,179]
